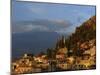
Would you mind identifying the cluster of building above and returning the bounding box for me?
[11,37,96,74]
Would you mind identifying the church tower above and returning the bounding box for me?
[56,36,66,49]
[56,36,68,55]
[56,38,60,49]
[62,36,66,47]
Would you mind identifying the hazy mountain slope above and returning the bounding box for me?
[12,31,60,59]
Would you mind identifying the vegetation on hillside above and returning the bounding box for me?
[65,16,96,55]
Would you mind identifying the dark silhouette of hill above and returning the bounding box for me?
[12,31,60,59]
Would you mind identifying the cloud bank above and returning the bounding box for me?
[12,19,73,34]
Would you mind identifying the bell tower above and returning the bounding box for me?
[61,36,66,48]
[56,36,66,49]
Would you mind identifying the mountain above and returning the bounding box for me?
[65,15,96,51]
[12,31,60,59]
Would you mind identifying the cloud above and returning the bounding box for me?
[55,25,76,35]
[30,7,45,14]
[12,19,73,34]
[27,4,47,15]
[12,24,49,33]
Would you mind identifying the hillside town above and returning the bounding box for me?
[11,37,96,74]
[11,16,96,74]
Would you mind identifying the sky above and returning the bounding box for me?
[12,0,96,35]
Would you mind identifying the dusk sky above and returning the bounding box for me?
[12,0,96,34]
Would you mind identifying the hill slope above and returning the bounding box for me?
[65,16,96,51]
